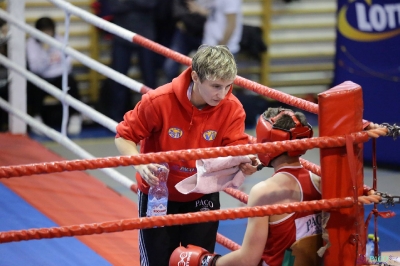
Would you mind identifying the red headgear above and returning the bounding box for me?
[256,109,313,167]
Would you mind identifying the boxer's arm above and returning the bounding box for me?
[215,183,272,266]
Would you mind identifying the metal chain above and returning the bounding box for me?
[376,191,400,208]
[380,123,400,140]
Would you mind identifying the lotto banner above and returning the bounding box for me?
[333,0,400,167]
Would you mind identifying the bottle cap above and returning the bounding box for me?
[367,234,379,241]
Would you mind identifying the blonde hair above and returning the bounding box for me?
[192,44,237,82]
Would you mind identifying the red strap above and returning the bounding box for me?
[363,138,397,258]
[363,185,373,196]
[362,120,370,129]
[365,210,396,229]
[345,135,358,203]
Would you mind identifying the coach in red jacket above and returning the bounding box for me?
[115,45,258,266]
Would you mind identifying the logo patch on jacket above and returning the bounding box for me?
[202,130,217,141]
[168,127,183,138]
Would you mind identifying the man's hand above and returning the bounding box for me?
[239,155,261,176]
[135,163,167,187]
[186,0,209,16]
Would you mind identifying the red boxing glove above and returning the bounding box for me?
[169,244,221,266]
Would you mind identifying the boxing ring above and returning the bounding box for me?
[0,1,400,265]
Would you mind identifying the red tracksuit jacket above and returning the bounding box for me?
[116,67,249,202]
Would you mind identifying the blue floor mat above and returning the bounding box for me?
[0,183,112,266]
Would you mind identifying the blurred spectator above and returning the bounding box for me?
[239,25,267,60]
[103,0,158,122]
[154,0,176,72]
[164,0,243,82]
[163,0,210,82]
[202,0,243,56]
[26,17,83,135]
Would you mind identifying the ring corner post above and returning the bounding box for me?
[318,81,366,266]
[8,0,27,134]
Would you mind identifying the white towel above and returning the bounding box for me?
[175,156,251,194]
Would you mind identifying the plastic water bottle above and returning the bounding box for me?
[366,233,380,259]
[146,163,169,217]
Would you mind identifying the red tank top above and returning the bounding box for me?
[261,166,322,266]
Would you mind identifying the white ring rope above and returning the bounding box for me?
[0,53,117,132]
[0,53,134,189]
[0,3,143,196]
[0,9,145,93]
[47,0,137,43]
[0,2,143,195]
[0,96,135,189]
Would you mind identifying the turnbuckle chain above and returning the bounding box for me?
[380,123,400,140]
[376,191,400,208]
